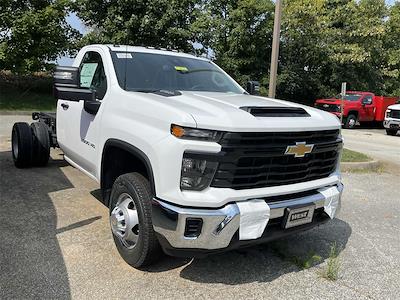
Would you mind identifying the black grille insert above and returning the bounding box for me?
[390,110,400,119]
[241,106,310,117]
[211,130,341,190]
[315,103,340,113]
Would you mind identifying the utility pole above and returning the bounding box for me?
[268,0,283,98]
[340,82,347,124]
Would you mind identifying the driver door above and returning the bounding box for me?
[360,95,375,122]
[56,50,108,177]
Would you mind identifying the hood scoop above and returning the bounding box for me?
[240,106,310,117]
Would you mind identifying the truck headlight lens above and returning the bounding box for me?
[180,155,218,191]
[171,124,223,142]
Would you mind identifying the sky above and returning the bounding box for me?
[58,0,399,65]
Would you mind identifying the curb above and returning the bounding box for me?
[341,160,381,172]
[0,111,33,116]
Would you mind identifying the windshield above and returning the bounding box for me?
[335,93,362,101]
[110,51,243,94]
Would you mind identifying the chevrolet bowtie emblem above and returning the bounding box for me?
[285,142,314,158]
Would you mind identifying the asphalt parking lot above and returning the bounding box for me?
[0,115,399,299]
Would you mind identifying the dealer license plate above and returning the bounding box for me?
[283,205,315,229]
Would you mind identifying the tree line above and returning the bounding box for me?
[1,0,399,104]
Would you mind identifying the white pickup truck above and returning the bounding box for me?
[11,44,343,268]
[384,102,400,136]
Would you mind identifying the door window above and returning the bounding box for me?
[79,51,107,100]
[362,95,373,105]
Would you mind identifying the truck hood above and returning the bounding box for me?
[315,98,342,105]
[388,104,400,110]
[143,91,341,132]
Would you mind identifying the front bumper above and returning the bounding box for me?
[384,118,400,129]
[152,183,343,256]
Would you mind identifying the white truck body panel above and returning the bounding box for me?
[56,44,342,209]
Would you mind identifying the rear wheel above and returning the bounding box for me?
[386,128,398,136]
[109,173,162,268]
[31,122,50,166]
[11,122,33,168]
[344,114,357,129]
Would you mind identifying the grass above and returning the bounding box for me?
[0,86,56,111]
[320,242,341,281]
[341,148,372,163]
[270,242,322,270]
[270,241,342,281]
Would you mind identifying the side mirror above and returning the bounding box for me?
[84,99,101,115]
[361,97,372,106]
[53,66,79,87]
[53,65,95,102]
[246,81,260,95]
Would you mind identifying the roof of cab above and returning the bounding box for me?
[98,44,209,61]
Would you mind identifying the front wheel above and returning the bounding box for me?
[109,173,162,268]
[344,114,357,129]
[386,128,398,136]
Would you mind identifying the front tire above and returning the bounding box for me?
[11,122,33,168]
[386,128,398,136]
[344,114,357,129]
[109,173,162,268]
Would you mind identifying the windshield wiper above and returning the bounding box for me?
[177,68,223,75]
[132,89,182,97]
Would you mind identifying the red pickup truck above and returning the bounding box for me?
[315,91,399,128]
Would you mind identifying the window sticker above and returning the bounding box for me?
[116,53,133,59]
[80,63,98,88]
[174,66,189,72]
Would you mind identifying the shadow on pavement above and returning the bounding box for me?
[0,151,72,299]
[179,218,351,284]
[147,218,351,285]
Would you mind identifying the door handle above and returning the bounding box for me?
[61,103,69,110]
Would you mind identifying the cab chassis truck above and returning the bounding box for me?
[11,44,343,268]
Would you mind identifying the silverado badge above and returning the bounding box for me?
[285,142,314,158]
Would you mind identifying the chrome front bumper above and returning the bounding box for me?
[384,118,400,129]
[152,183,343,251]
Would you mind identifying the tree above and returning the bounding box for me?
[194,0,275,87]
[75,0,199,52]
[0,0,80,73]
[383,2,400,95]
[278,0,392,104]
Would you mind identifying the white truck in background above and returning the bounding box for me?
[384,101,400,136]
[11,44,343,268]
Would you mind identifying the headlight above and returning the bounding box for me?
[386,109,391,118]
[180,154,218,191]
[171,124,223,142]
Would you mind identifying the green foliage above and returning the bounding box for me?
[0,71,55,111]
[341,148,372,163]
[0,0,81,74]
[195,0,275,86]
[0,0,399,103]
[75,0,199,52]
[321,242,341,281]
[277,0,398,105]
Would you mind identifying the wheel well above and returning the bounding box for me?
[347,111,358,118]
[101,140,155,207]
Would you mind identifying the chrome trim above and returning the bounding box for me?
[152,183,343,250]
[152,200,240,250]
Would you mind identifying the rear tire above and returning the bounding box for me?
[109,172,162,268]
[386,128,398,136]
[31,122,50,166]
[344,114,357,129]
[11,122,33,168]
